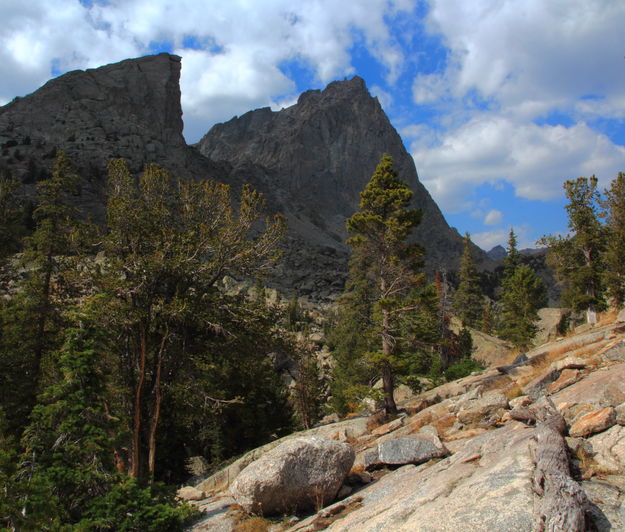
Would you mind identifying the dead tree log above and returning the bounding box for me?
[531,400,588,532]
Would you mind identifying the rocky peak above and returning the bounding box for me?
[0,53,223,218]
[198,76,487,280]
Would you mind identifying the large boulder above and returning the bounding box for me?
[231,436,355,515]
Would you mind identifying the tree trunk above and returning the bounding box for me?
[381,359,397,415]
[380,277,398,416]
[147,332,167,481]
[130,325,147,479]
[532,401,588,531]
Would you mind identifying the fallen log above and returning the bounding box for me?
[517,399,588,531]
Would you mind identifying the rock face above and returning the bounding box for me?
[197,76,492,287]
[0,53,224,220]
[231,436,355,515]
[187,318,625,532]
[0,53,492,298]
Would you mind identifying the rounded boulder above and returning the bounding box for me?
[231,435,355,515]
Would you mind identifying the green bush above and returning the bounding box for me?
[78,478,199,532]
[443,357,483,381]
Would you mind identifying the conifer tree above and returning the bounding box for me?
[344,154,424,415]
[0,172,26,264]
[498,265,546,348]
[540,177,606,323]
[498,229,546,348]
[0,152,83,436]
[20,322,115,524]
[453,233,483,328]
[602,172,625,307]
[97,159,286,479]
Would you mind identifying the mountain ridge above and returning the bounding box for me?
[0,53,491,297]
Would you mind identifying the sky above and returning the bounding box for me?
[1,0,625,251]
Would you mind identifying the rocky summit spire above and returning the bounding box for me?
[0,56,489,298]
[197,76,486,295]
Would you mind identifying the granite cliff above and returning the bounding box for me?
[0,53,224,219]
[0,53,489,297]
[198,76,490,293]
[183,311,625,531]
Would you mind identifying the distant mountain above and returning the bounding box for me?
[0,53,492,298]
[197,75,493,294]
[487,245,507,260]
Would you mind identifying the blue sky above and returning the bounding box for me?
[1,0,624,251]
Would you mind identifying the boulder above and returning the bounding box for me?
[377,436,448,466]
[569,407,616,438]
[231,436,355,515]
[176,486,205,501]
[587,425,625,473]
[616,402,625,425]
[602,340,625,362]
[456,393,509,424]
[546,369,581,394]
[552,363,625,410]
[551,356,587,371]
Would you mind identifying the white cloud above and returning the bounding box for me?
[472,224,533,251]
[402,0,625,218]
[413,115,625,213]
[423,0,625,121]
[484,209,502,226]
[0,0,415,141]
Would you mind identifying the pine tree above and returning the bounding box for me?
[20,322,115,524]
[540,177,606,323]
[344,154,425,415]
[498,229,546,348]
[97,159,286,479]
[0,152,84,436]
[502,228,521,280]
[498,265,546,348]
[0,172,26,264]
[453,233,483,328]
[602,172,625,307]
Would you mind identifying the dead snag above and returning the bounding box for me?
[532,400,587,532]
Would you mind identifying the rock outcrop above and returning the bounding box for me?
[0,53,225,220]
[186,313,625,531]
[197,76,493,290]
[231,436,355,515]
[0,53,494,298]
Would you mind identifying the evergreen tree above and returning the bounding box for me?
[0,172,26,263]
[97,159,287,480]
[498,229,546,348]
[453,233,483,328]
[602,172,625,307]
[0,152,84,436]
[343,154,425,415]
[540,177,606,323]
[292,339,324,430]
[502,228,521,280]
[20,322,115,524]
[498,265,546,348]
[327,251,379,416]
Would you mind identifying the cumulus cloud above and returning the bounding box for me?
[424,0,625,119]
[472,224,533,251]
[405,0,625,215]
[414,115,625,212]
[484,209,502,226]
[0,0,415,141]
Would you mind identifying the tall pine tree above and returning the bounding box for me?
[453,233,483,329]
[602,172,625,307]
[540,177,606,323]
[498,229,546,348]
[344,154,425,415]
